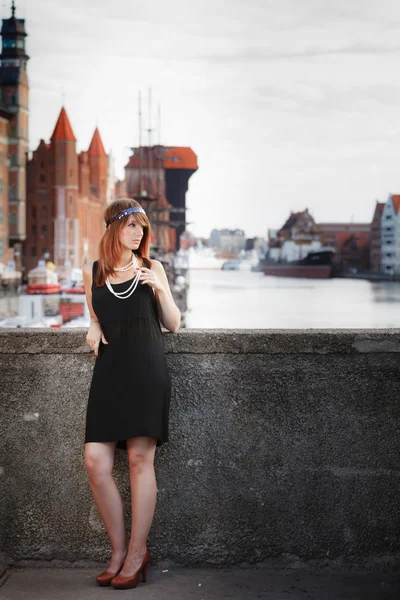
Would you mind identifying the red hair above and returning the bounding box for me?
[95,198,152,287]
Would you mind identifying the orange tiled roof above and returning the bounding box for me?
[50,107,76,142]
[391,194,400,213]
[88,127,107,157]
[125,146,157,168]
[338,232,370,250]
[125,146,198,171]
[164,147,198,170]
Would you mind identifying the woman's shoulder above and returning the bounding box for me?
[149,258,163,270]
[82,260,97,277]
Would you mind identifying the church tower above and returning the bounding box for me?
[88,127,108,204]
[50,107,79,271]
[0,1,29,269]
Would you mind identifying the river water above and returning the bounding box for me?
[185,269,400,329]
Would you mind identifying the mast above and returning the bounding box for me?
[157,102,161,201]
[138,90,142,197]
[147,86,153,197]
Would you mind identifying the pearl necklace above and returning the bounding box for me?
[114,255,134,272]
[106,252,141,299]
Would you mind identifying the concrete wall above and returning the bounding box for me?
[1,329,400,568]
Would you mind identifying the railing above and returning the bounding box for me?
[0,328,399,567]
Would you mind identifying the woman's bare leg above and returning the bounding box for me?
[84,441,128,571]
[118,436,157,576]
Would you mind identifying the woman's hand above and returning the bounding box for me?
[86,320,108,357]
[139,267,165,293]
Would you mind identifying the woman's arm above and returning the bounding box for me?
[82,261,108,356]
[141,260,181,333]
[82,261,99,323]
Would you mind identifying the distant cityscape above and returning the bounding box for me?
[185,194,398,279]
[0,2,397,289]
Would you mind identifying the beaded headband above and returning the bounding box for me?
[106,206,146,227]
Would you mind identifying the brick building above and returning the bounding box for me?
[370,201,385,272]
[124,145,198,252]
[318,222,371,272]
[26,107,109,275]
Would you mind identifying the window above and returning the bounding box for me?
[39,174,45,183]
[31,246,36,257]
[17,39,24,50]
[10,95,17,106]
[9,188,16,200]
[9,213,17,225]
[42,206,47,218]
[41,225,47,238]
[0,178,3,195]
[9,155,17,167]
[32,206,36,218]
[0,236,3,259]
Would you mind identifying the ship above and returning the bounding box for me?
[261,248,335,279]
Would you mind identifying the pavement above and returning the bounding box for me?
[0,565,399,600]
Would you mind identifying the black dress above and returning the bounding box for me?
[84,260,171,450]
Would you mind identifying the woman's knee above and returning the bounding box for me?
[127,437,156,474]
[84,442,115,482]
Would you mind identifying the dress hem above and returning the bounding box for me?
[84,434,168,450]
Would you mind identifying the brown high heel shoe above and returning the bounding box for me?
[95,554,127,586]
[111,547,151,589]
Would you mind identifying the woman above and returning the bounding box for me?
[82,197,180,589]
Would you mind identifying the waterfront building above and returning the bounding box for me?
[370,201,385,272]
[276,209,322,261]
[380,193,400,275]
[209,228,246,253]
[0,1,29,272]
[269,209,371,272]
[318,222,370,272]
[278,209,320,244]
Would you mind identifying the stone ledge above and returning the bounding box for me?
[1,327,400,354]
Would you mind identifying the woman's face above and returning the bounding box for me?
[119,215,144,250]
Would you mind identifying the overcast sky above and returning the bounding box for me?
[10,0,400,238]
